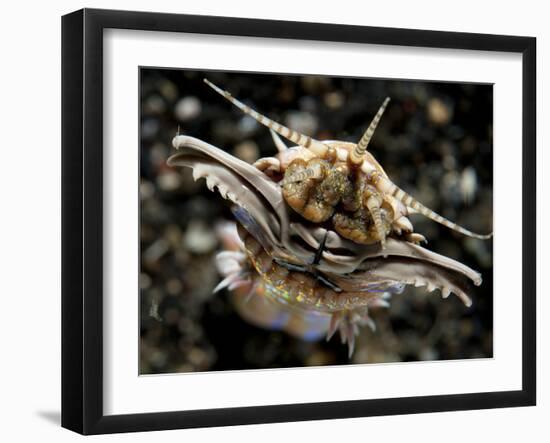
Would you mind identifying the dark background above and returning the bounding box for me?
[139,69,493,374]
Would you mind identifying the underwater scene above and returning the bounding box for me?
[139,69,493,374]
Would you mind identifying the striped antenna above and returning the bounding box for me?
[204,79,328,156]
[378,176,492,240]
[280,163,324,187]
[350,97,390,165]
[365,196,386,249]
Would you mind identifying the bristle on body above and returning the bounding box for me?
[204,78,328,157]
[350,97,390,164]
[376,175,493,240]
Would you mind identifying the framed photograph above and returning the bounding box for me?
[62,8,536,435]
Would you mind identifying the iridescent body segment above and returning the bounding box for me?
[214,222,393,356]
[238,223,395,313]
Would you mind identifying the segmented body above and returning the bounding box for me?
[272,141,406,246]
[214,221,396,355]
[237,223,398,313]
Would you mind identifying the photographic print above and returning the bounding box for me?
[139,69,494,374]
[62,10,535,433]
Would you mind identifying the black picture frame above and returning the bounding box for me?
[61,8,536,435]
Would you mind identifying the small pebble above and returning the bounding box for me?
[427,97,453,125]
[183,220,217,254]
[284,111,318,135]
[233,140,259,163]
[301,76,330,94]
[237,115,258,136]
[139,180,155,200]
[461,167,478,204]
[157,170,181,192]
[139,273,152,290]
[324,91,345,109]
[166,278,183,296]
[141,119,159,139]
[174,96,202,121]
[143,238,169,264]
[143,94,166,115]
[159,79,178,101]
